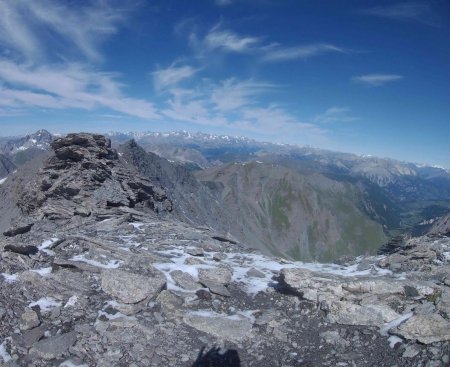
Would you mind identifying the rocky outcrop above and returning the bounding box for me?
[13,133,172,221]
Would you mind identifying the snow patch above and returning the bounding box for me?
[187,309,256,324]
[95,300,136,326]
[70,254,123,269]
[388,335,403,349]
[130,222,145,231]
[64,295,78,308]
[380,312,413,336]
[59,360,88,367]
[31,267,52,276]
[0,177,7,185]
[38,238,59,255]
[29,297,62,312]
[1,273,18,283]
[154,249,214,292]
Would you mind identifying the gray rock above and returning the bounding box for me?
[212,252,227,262]
[184,257,205,265]
[4,244,38,256]
[170,270,200,291]
[394,314,450,344]
[183,311,253,341]
[402,344,420,358]
[246,268,265,278]
[12,324,47,348]
[30,331,77,360]
[201,280,231,297]
[19,308,40,331]
[101,268,166,304]
[327,302,399,326]
[157,290,184,318]
[436,290,450,319]
[186,247,204,257]
[199,268,232,285]
[3,223,33,237]
[279,268,343,302]
[342,279,404,296]
[319,330,350,349]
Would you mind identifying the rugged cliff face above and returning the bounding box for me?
[0,154,15,180]
[118,140,233,233]
[0,134,449,366]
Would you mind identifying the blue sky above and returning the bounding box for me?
[0,0,449,167]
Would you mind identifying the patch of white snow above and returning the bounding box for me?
[380,312,413,336]
[70,254,123,269]
[29,297,62,312]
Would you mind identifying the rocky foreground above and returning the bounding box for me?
[0,134,449,366]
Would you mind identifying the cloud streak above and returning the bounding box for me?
[313,107,358,124]
[0,61,160,119]
[0,0,130,62]
[153,63,199,91]
[191,24,345,63]
[352,73,404,87]
[262,44,345,62]
[361,2,441,27]
[204,27,261,53]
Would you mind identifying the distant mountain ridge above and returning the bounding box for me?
[0,129,53,166]
[0,129,448,260]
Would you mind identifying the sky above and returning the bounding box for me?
[0,0,449,167]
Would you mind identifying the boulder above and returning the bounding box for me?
[170,270,200,291]
[327,301,399,326]
[394,314,450,344]
[3,223,34,237]
[101,268,166,304]
[30,331,77,360]
[198,268,232,285]
[19,308,40,331]
[184,311,253,341]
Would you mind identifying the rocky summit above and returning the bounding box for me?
[0,133,449,367]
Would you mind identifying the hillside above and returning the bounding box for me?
[196,161,387,261]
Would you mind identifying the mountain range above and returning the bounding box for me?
[1,129,449,261]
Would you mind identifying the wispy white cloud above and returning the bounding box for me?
[0,61,160,119]
[0,1,157,120]
[192,24,345,63]
[262,44,345,62]
[159,76,326,144]
[153,63,199,91]
[361,2,440,27]
[352,73,404,87]
[313,107,358,124]
[204,26,261,53]
[0,0,129,62]
[211,78,276,112]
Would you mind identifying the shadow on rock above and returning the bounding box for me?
[192,346,241,367]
